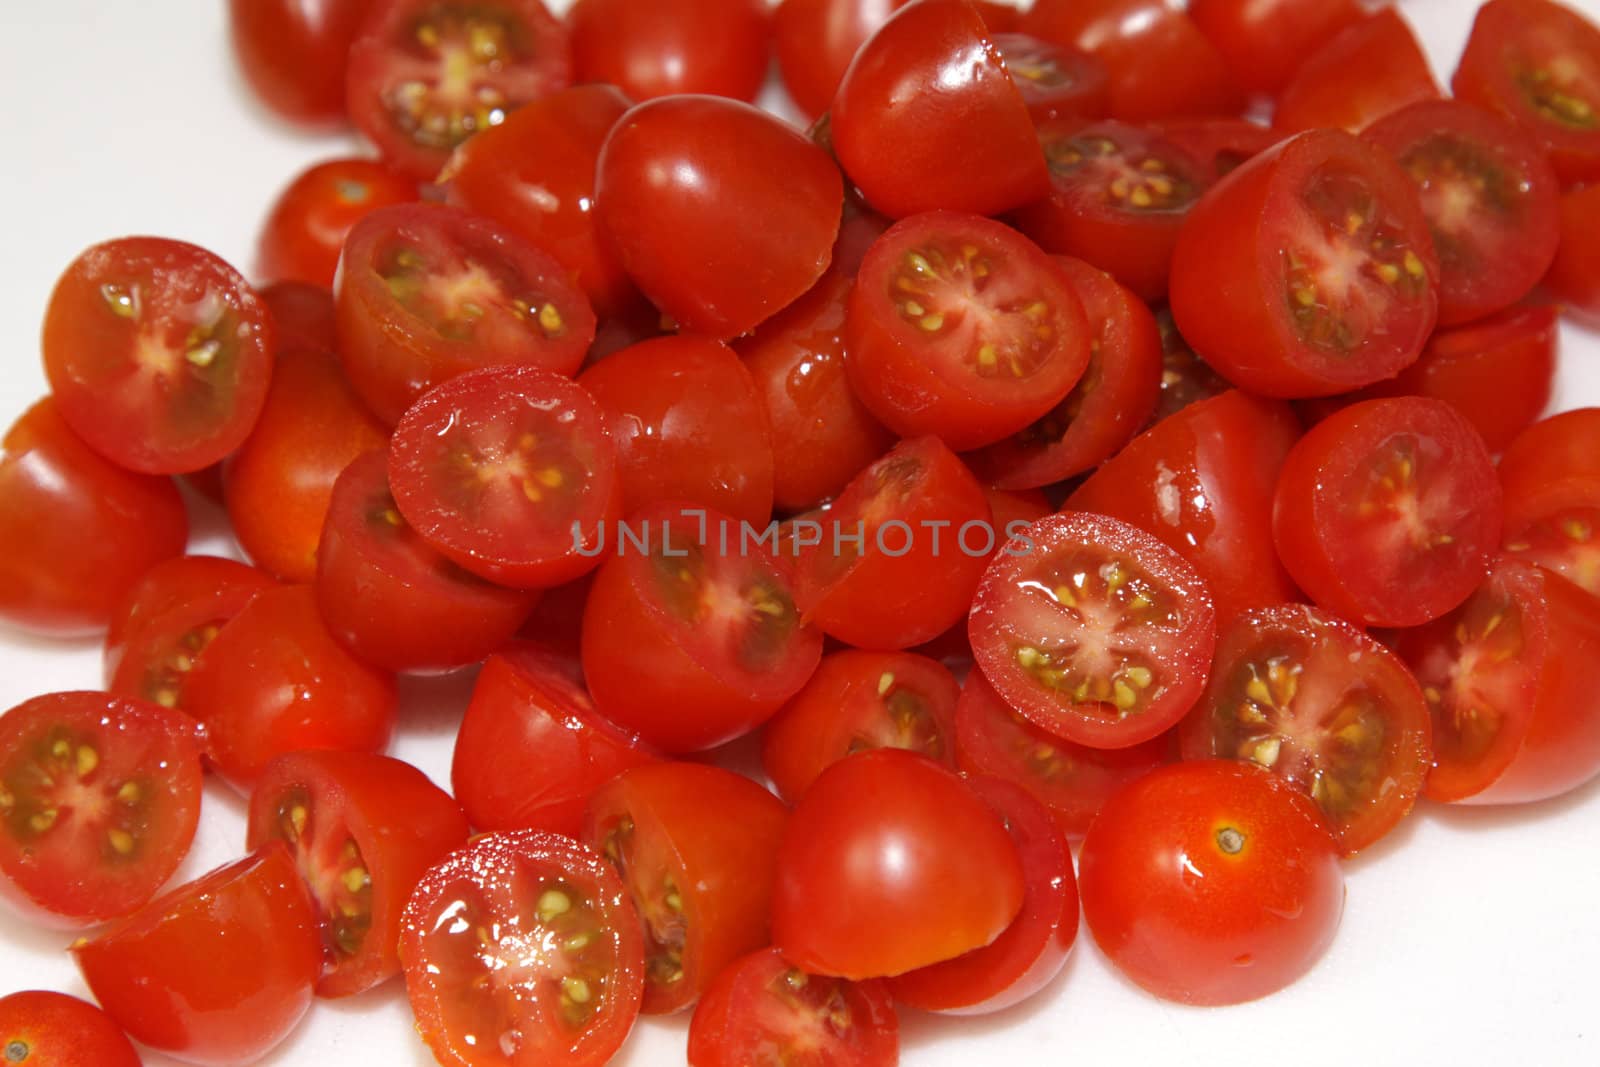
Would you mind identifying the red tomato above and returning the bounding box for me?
[790,436,993,650]
[954,669,1170,836]
[584,763,788,1014]
[1498,409,1600,534]
[1148,117,1283,182]
[335,202,596,425]
[1273,10,1440,135]
[515,576,594,660]
[831,0,1048,219]
[992,32,1110,123]
[183,585,398,794]
[0,692,202,928]
[1147,308,1230,425]
[400,830,645,1067]
[968,256,1162,488]
[1068,390,1302,625]
[317,451,538,672]
[1169,130,1440,398]
[258,157,417,287]
[1079,761,1343,1005]
[1273,397,1501,628]
[224,346,389,583]
[761,649,959,802]
[444,84,638,318]
[0,990,141,1067]
[1392,558,1600,805]
[845,211,1090,449]
[261,280,338,352]
[578,336,775,526]
[1452,0,1600,185]
[1022,0,1242,122]
[568,0,770,102]
[886,776,1078,1014]
[771,750,1025,979]
[42,237,275,474]
[971,511,1217,749]
[103,555,274,684]
[74,843,324,1067]
[1012,120,1210,302]
[773,0,909,120]
[388,365,621,589]
[581,502,822,754]
[1187,0,1364,97]
[687,948,899,1067]
[0,399,187,637]
[1545,183,1600,321]
[345,0,573,180]
[247,750,469,997]
[228,0,373,126]
[452,645,658,837]
[1505,508,1600,599]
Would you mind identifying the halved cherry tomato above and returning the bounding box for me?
[388,365,621,589]
[687,947,899,1067]
[1545,183,1600,320]
[773,0,909,120]
[567,0,770,102]
[345,0,574,180]
[74,843,323,1067]
[1391,557,1600,805]
[103,555,274,684]
[0,990,141,1067]
[400,830,645,1067]
[1148,117,1282,182]
[259,157,417,288]
[1498,409,1600,535]
[42,237,275,474]
[992,32,1109,123]
[0,692,202,928]
[261,280,339,352]
[228,0,373,126]
[772,750,1025,979]
[1273,10,1440,135]
[845,211,1090,449]
[1273,397,1501,628]
[1187,0,1364,97]
[1079,761,1343,1006]
[1505,508,1600,599]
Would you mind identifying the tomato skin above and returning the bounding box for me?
[772,750,1025,980]
[1150,118,1283,182]
[74,843,324,1067]
[1498,409,1600,535]
[831,0,1049,219]
[261,281,338,353]
[183,585,398,794]
[0,990,141,1067]
[104,555,275,685]
[452,644,658,837]
[597,95,843,340]
[228,0,372,126]
[1187,0,1364,97]
[224,347,388,583]
[1545,183,1600,321]
[1273,10,1440,135]
[773,0,908,120]
[258,157,417,288]
[0,398,187,637]
[568,0,770,102]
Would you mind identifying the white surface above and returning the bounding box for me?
[1,1,1598,1065]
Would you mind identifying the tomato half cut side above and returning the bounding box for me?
[42,237,275,474]
[1150,117,1283,182]
[970,511,1217,750]
[401,830,645,1067]
[1506,507,1600,599]
[1180,604,1432,855]
[0,990,141,1067]
[992,33,1109,123]
[103,554,275,688]
[687,948,899,1067]
[1273,10,1440,136]
[0,692,203,928]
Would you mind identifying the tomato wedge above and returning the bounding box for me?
[992,32,1109,123]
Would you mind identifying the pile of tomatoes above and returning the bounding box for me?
[3,0,1600,1063]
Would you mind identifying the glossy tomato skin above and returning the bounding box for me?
[225,346,388,583]
[258,157,417,287]
[261,281,338,352]
[183,585,398,794]
[0,990,141,1067]
[452,644,657,837]
[1080,761,1342,1006]
[0,399,187,637]
[228,0,373,126]
[1498,409,1600,535]
[568,0,770,102]
[773,0,908,120]
[444,84,638,318]
[74,843,324,1067]
[1170,130,1440,398]
[687,947,899,1067]
[1546,183,1600,321]
[1187,0,1364,97]
[247,750,470,997]
[597,95,843,340]
[1273,10,1440,135]
[772,750,1025,979]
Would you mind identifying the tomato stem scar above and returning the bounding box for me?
[1216,827,1246,854]
[4,1040,27,1063]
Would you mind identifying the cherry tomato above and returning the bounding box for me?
[103,555,273,683]
[0,399,187,637]
[568,0,770,102]
[1273,10,1440,135]
[1079,761,1343,1006]
[0,990,140,1067]
[771,750,1025,979]
[1146,308,1229,426]
[1187,0,1364,97]
[260,280,338,352]
[1505,508,1600,599]
[1498,409,1600,535]
[345,0,574,180]
[74,843,324,1067]
[1170,130,1440,398]
[228,0,373,126]
[1149,118,1283,182]
[992,32,1109,123]
[42,236,275,474]
[845,211,1091,449]
[400,830,645,1067]
[831,0,1048,219]
[773,0,909,120]
[1545,183,1600,321]
[687,948,899,1067]
[258,157,417,287]
[1273,397,1501,628]
[597,94,843,340]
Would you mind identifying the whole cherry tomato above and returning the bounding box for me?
[228,0,374,126]
[1187,0,1364,97]
[0,991,140,1067]
[258,157,417,287]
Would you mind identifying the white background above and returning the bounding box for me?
[0,1,1597,1064]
